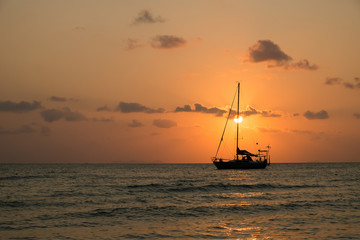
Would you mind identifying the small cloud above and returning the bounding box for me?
[293,113,300,117]
[128,120,143,127]
[49,96,68,102]
[175,105,192,112]
[247,39,292,63]
[97,105,111,112]
[175,104,226,116]
[245,39,318,71]
[354,113,360,119]
[125,38,144,50]
[41,108,87,123]
[303,110,329,120]
[0,125,36,135]
[0,100,41,113]
[153,119,177,128]
[133,10,165,24]
[325,77,342,85]
[151,35,186,49]
[324,76,360,89]
[116,102,164,114]
[194,104,226,116]
[287,59,318,71]
[240,105,282,118]
[343,82,355,89]
[41,109,63,122]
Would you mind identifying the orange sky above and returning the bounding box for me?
[1,0,359,163]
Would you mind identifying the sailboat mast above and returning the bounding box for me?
[236,82,240,160]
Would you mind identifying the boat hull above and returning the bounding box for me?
[213,160,268,169]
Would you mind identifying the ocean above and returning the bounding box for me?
[0,163,359,239]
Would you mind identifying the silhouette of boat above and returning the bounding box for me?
[212,82,271,169]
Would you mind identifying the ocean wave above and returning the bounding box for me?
[0,175,53,181]
[126,182,321,193]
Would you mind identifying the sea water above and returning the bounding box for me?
[0,163,359,239]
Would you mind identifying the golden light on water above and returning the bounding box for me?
[234,116,243,123]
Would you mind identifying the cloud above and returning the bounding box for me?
[116,102,164,114]
[125,38,144,50]
[41,108,87,123]
[175,104,226,116]
[324,76,360,89]
[133,10,165,24]
[128,120,143,127]
[325,77,342,85]
[194,104,227,116]
[0,125,36,135]
[175,104,192,112]
[175,104,280,118]
[0,100,41,113]
[240,105,282,118]
[303,110,329,120]
[153,119,177,128]
[247,39,291,63]
[49,96,68,102]
[245,39,318,70]
[151,35,186,49]
[287,59,318,71]
[354,113,360,119]
[97,105,111,112]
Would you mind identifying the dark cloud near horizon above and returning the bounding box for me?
[128,120,143,127]
[133,10,165,24]
[240,105,282,118]
[117,102,164,114]
[246,40,318,70]
[324,76,360,89]
[303,110,329,120]
[354,113,360,119]
[0,125,36,135]
[175,104,226,117]
[153,119,177,128]
[175,104,280,118]
[0,100,41,113]
[41,108,87,123]
[151,35,186,49]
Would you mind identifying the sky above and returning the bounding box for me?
[0,0,359,163]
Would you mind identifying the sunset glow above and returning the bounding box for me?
[0,1,359,163]
[234,116,243,123]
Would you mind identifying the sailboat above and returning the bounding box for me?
[212,82,271,169]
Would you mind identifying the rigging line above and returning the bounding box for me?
[214,85,238,158]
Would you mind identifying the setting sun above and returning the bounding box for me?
[234,116,243,123]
